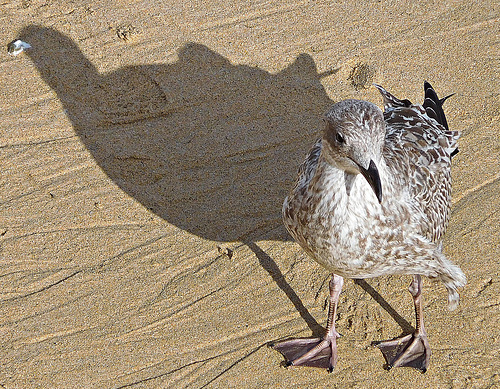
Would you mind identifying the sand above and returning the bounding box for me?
[1,0,499,388]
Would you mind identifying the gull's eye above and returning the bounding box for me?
[335,132,345,144]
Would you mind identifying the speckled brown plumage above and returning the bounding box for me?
[274,82,465,373]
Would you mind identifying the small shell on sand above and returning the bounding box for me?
[7,40,31,56]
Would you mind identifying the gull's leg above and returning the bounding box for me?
[272,274,344,372]
[374,275,431,372]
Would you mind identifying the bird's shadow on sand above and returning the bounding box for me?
[354,279,414,334]
[19,26,412,337]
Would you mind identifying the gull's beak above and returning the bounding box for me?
[358,160,383,203]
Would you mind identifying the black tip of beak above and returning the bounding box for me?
[359,160,383,203]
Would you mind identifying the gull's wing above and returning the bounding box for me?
[376,83,459,242]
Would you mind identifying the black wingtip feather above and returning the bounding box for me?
[423,81,459,157]
[440,93,455,105]
[423,81,453,131]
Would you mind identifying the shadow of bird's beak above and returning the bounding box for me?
[358,160,383,203]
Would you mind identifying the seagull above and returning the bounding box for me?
[273,82,466,373]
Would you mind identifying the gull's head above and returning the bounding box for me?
[322,99,385,203]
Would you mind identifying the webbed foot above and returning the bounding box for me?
[273,333,339,372]
[373,330,430,372]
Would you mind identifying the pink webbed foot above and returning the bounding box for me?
[373,331,430,372]
[272,332,340,372]
[374,275,431,373]
[272,274,344,372]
